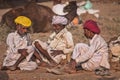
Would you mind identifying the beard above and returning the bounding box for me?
[17,31,27,37]
[55,29,61,34]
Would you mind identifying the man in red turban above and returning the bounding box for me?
[83,20,100,34]
[66,20,110,76]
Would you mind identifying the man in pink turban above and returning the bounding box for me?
[66,20,110,76]
[32,15,74,66]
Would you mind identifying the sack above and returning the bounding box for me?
[110,45,120,56]
[84,0,92,10]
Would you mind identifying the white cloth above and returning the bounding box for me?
[109,36,120,56]
[76,0,99,18]
[109,36,120,62]
[33,28,74,64]
[77,7,100,18]
[72,34,110,71]
[3,31,37,70]
[52,4,68,15]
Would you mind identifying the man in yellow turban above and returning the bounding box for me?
[1,16,37,71]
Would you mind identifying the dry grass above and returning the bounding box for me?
[0,24,11,42]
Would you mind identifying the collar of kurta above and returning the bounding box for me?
[54,28,68,39]
[90,34,99,44]
[15,31,27,38]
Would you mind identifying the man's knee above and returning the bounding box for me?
[34,41,40,48]
[18,49,28,57]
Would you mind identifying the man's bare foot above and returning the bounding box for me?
[63,64,76,74]
[8,66,17,71]
[1,66,8,70]
[39,61,49,67]
[65,69,77,74]
[49,60,58,67]
[70,59,77,69]
[62,59,77,74]
[1,66,19,71]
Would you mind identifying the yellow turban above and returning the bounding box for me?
[14,16,32,28]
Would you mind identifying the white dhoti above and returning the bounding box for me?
[3,46,37,70]
[72,43,103,71]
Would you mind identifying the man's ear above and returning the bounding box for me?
[16,24,21,30]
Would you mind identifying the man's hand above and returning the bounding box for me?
[18,49,27,53]
[51,50,64,57]
[34,41,43,50]
[18,49,28,56]
[70,59,77,69]
[34,41,39,47]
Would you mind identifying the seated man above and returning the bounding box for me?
[32,15,74,66]
[67,20,110,75]
[1,16,37,71]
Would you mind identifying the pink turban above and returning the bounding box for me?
[83,20,100,34]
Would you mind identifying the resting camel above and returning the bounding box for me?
[0,1,78,33]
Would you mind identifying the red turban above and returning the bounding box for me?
[83,20,100,34]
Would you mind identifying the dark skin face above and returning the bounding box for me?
[16,24,28,37]
[84,29,95,39]
[52,24,65,34]
[17,24,29,55]
[50,24,65,57]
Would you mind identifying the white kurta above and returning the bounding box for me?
[3,31,37,70]
[33,28,74,64]
[72,34,110,71]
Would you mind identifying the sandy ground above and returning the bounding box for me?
[0,1,120,80]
